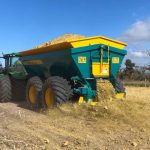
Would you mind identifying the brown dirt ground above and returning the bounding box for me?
[0,87,150,150]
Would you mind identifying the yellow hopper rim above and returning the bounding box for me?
[20,36,127,56]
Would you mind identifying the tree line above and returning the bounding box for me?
[118,59,150,81]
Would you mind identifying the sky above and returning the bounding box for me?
[0,0,150,66]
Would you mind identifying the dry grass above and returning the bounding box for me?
[57,87,150,129]
[124,81,150,87]
[0,87,150,149]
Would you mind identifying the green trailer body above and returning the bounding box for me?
[19,44,127,101]
[0,36,127,107]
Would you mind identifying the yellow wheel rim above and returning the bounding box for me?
[45,88,55,108]
[29,86,36,104]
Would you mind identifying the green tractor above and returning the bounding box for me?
[0,36,127,109]
[0,53,27,102]
[0,52,73,109]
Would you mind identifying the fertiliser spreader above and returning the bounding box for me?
[0,36,127,108]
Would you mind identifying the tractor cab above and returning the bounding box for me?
[3,53,20,68]
[1,53,27,79]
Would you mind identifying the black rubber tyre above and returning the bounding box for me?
[42,76,72,108]
[115,79,125,93]
[11,79,26,101]
[51,76,73,100]
[26,76,43,110]
[0,75,12,102]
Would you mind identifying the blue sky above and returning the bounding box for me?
[0,0,150,66]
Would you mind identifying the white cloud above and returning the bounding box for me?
[117,18,150,66]
[118,18,150,43]
[124,50,150,66]
[131,51,148,58]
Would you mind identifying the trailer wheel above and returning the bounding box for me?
[26,77,43,109]
[50,76,73,100]
[42,76,72,108]
[0,75,12,102]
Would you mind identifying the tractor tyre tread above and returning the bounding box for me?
[0,75,12,102]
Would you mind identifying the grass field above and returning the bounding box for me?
[0,86,150,150]
[124,81,150,87]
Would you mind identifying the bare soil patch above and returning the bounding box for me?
[0,87,150,150]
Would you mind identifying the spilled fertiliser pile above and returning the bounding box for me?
[42,87,150,130]
[41,99,135,128]
[96,80,115,101]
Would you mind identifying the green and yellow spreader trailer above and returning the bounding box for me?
[0,36,127,109]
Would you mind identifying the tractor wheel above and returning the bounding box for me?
[0,75,12,102]
[42,76,72,108]
[26,77,43,109]
[115,79,125,93]
[11,79,26,101]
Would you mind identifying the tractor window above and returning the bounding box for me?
[9,56,26,73]
[11,57,21,66]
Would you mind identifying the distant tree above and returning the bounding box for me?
[118,69,125,80]
[131,69,143,80]
[124,59,135,79]
[118,59,150,81]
